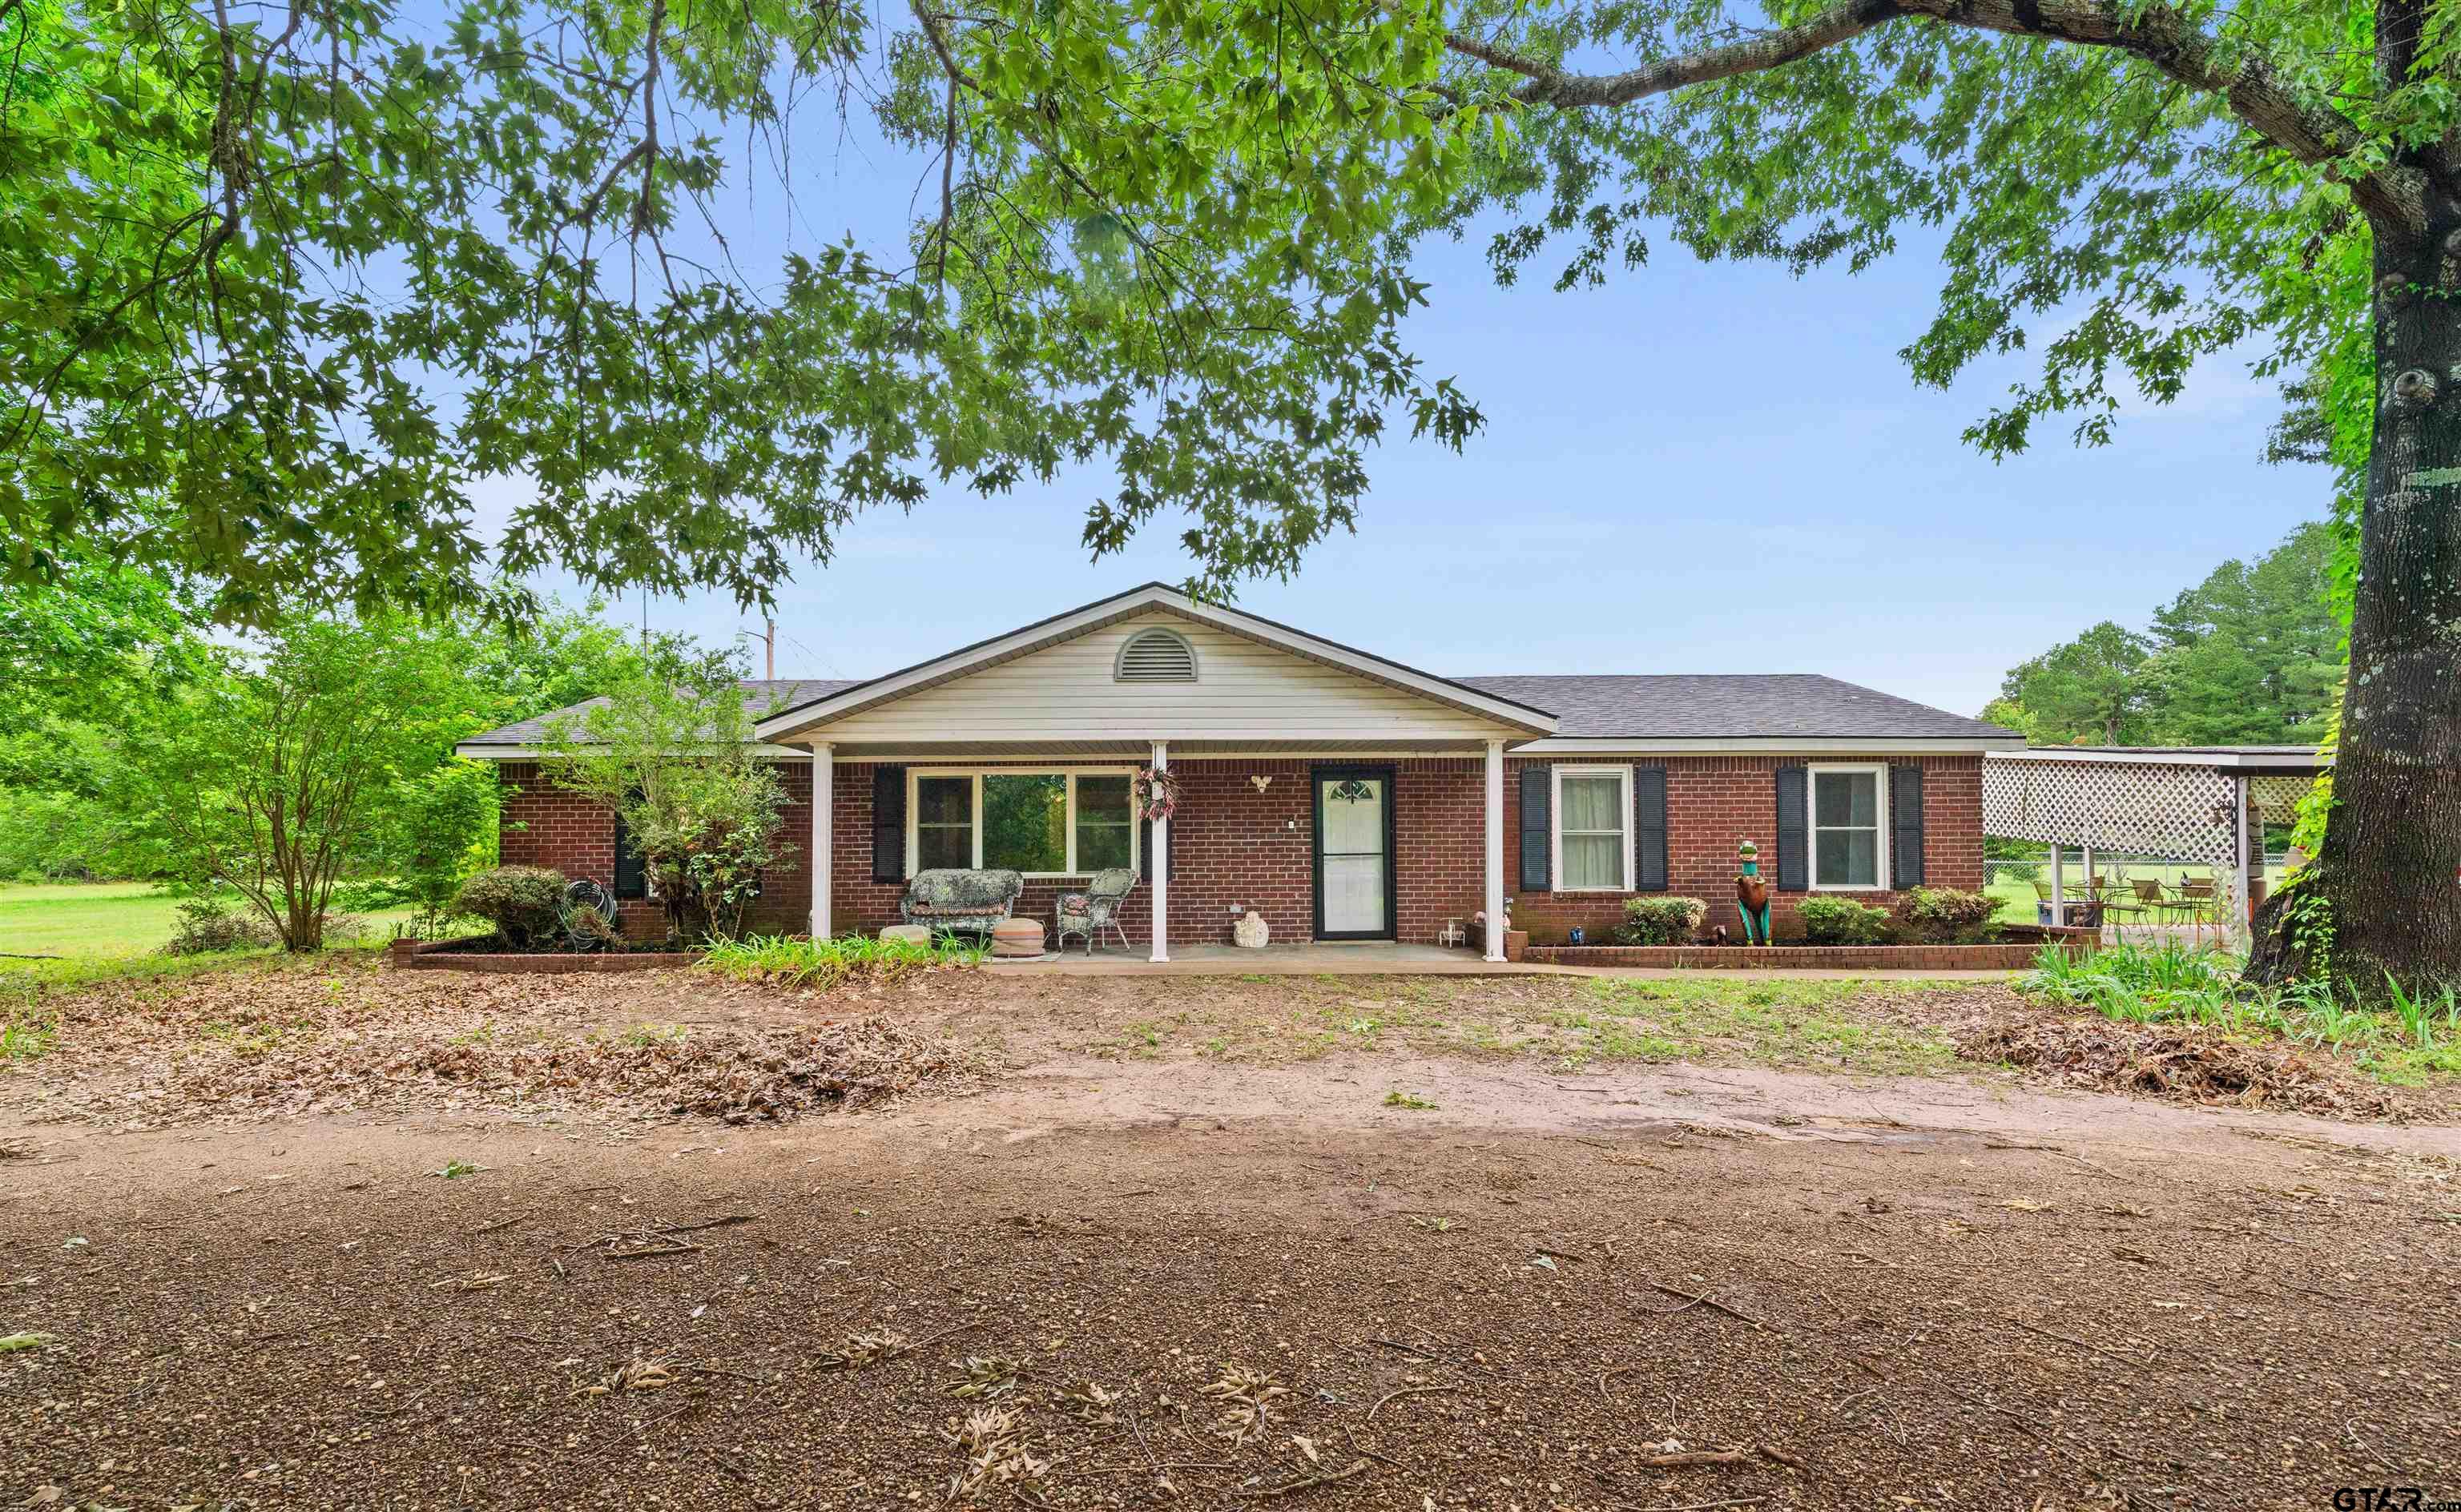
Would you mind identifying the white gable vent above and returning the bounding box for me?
[1115,626,1198,682]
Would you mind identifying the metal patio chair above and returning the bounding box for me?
[2171,877,2221,945]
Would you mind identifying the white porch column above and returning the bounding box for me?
[2049,843,2065,926]
[1483,739,1506,963]
[1149,740,1170,963]
[2233,774,2255,947]
[810,742,833,942]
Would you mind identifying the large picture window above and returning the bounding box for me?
[984,774,1067,873]
[1552,766,1632,892]
[1809,764,1887,890]
[907,770,1138,877]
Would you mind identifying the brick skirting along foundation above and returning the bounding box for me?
[388,939,698,973]
[1525,938,2090,970]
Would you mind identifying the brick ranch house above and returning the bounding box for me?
[457,584,2023,959]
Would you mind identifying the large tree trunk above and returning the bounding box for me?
[2251,203,2461,990]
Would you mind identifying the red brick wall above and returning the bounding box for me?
[495,762,814,938]
[1504,754,1984,945]
[493,752,1984,949]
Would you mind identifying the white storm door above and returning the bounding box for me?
[1316,771,1391,938]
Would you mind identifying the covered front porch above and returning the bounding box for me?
[747,585,1561,960]
[799,740,1516,963]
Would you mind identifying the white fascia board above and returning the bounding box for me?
[453,742,816,762]
[751,583,1557,741]
[1510,736,2029,755]
[1986,748,2328,770]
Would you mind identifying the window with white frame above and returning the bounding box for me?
[1553,765,1632,891]
[908,770,1138,877]
[1808,764,1888,890]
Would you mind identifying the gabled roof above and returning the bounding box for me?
[457,679,859,754]
[1455,674,2016,743]
[751,582,1559,741]
[453,597,2028,759]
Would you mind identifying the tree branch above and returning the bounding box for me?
[1447,0,1899,107]
[1445,0,2419,236]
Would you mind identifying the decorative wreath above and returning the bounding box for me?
[1132,766,1179,822]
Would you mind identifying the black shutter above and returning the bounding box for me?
[613,813,646,899]
[1774,766,1808,892]
[1633,764,1668,892]
[872,766,905,883]
[1142,814,1170,882]
[1518,767,1551,891]
[1891,765,1926,888]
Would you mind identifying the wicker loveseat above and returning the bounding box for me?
[900,868,1025,936]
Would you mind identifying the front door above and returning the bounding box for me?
[1313,765,1396,940]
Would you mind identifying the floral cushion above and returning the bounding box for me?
[1057,892,1091,915]
[902,868,1023,926]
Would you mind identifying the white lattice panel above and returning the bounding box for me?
[2246,774,2313,828]
[1984,758,2244,924]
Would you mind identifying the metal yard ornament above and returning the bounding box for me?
[1735,839,1773,946]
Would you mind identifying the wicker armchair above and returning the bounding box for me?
[1054,868,1138,955]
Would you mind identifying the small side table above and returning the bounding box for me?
[1438,918,1466,948]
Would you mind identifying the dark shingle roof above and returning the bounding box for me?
[458,679,860,748]
[1453,674,2015,741]
[463,673,2013,748]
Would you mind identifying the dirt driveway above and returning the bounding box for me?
[2,963,2456,1510]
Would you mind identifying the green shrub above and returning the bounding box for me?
[1895,886,2001,944]
[165,894,274,955]
[1797,896,1890,945]
[452,865,568,948]
[1613,895,1708,946]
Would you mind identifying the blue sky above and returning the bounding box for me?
[477,93,2329,720]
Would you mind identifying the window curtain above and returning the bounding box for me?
[1559,775,1625,889]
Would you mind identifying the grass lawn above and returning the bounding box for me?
[1043,971,1974,1078]
[0,880,413,960]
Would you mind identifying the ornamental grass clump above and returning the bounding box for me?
[699,932,988,991]
[2021,939,2250,1026]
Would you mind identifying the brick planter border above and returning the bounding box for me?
[387,938,699,974]
[1525,927,2096,971]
